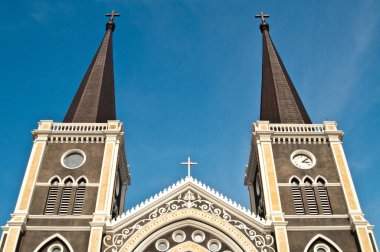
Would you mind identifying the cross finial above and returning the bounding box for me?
[255,11,270,23]
[106,10,120,22]
[181,157,198,178]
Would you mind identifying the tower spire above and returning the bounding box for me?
[63,11,120,123]
[256,12,311,124]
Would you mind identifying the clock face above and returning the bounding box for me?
[291,150,316,169]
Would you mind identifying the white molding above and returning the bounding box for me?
[302,175,314,183]
[303,234,343,252]
[315,175,328,183]
[48,176,62,184]
[285,214,348,219]
[287,226,351,231]
[27,226,91,231]
[0,230,6,248]
[76,175,89,184]
[330,142,362,213]
[288,175,301,184]
[108,176,266,231]
[28,215,93,219]
[278,183,341,187]
[14,140,47,214]
[115,213,259,252]
[256,141,273,218]
[62,175,76,184]
[369,230,379,252]
[35,182,99,187]
[32,233,74,252]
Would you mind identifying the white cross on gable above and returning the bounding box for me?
[181,157,198,178]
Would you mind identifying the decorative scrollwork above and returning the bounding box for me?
[103,190,274,252]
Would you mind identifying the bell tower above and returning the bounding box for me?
[0,11,130,252]
[244,13,378,252]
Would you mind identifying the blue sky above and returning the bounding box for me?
[0,0,379,240]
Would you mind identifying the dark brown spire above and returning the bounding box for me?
[63,11,120,123]
[256,12,311,124]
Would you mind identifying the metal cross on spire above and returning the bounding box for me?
[106,10,120,22]
[255,11,270,23]
[181,157,198,178]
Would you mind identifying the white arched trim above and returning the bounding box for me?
[62,175,76,185]
[76,175,89,184]
[33,233,74,252]
[117,208,260,252]
[133,219,245,252]
[303,234,343,252]
[289,175,302,184]
[315,175,328,184]
[168,241,209,252]
[302,175,314,184]
[48,176,62,184]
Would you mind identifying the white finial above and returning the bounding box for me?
[181,157,198,178]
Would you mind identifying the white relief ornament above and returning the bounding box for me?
[103,190,275,252]
[183,190,196,208]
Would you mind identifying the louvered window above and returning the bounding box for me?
[59,179,73,215]
[73,180,86,215]
[45,179,59,215]
[291,179,305,214]
[304,180,318,214]
[317,180,332,215]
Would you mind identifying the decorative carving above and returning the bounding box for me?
[103,190,275,252]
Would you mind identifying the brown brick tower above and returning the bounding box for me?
[244,12,378,251]
[0,11,130,252]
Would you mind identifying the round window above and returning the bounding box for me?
[48,244,63,252]
[207,239,221,251]
[61,149,86,169]
[155,239,170,251]
[172,230,186,243]
[314,243,330,252]
[191,230,205,243]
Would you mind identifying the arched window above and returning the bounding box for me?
[73,178,86,215]
[59,178,73,215]
[45,178,60,215]
[303,234,343,252]
[317,178,332,215]
[33,233,74,252]
[290,178,305,214]
[304,178,318,214]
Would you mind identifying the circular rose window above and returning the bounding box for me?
[61,149,86,169]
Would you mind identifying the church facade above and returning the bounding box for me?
[0,12,378,252]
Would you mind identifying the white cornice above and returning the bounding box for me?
[108,176,269,231]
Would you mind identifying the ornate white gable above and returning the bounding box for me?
[102,177,275,251]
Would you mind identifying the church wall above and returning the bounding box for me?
[28,185,98,216]
[37,143,105,183]
[287,230,361,251]
[279,186,348,216]
[271,143,340,183]
[142,225,236,251]
[286,217,350,226]
[26,218,92,226]
[17,230,90,252]
[29,186,50,215]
